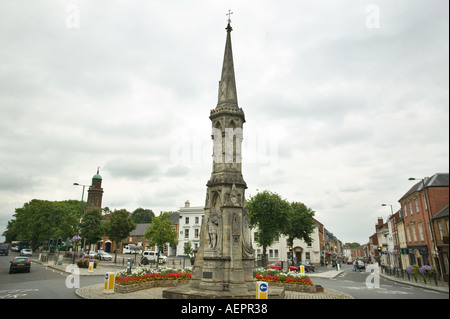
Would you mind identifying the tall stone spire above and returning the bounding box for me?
[217,23,238,108]
[163,17,264,299]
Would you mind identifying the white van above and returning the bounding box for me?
[142,250,167,264]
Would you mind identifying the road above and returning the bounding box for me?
[1,253,448,299]
[311,264,448,299]
[0,252,101,299]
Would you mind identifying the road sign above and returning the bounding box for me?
[256,281,268,299]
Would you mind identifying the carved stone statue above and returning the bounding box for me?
[207,208,221,250]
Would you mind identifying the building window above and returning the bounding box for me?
[184,229,189,239]
[438,221,444,240]
[269,249,273,258]
[185,217,189,225]
[418,223,424,241]
[411,225,417,242]
[195,229,199,238]
[423,194,428,210]
[404,204,408,216]
[274,249,279,258]
[406,227,411,242]
[195,216,199,224]
[415,198,419,213]
[409,202,413,216]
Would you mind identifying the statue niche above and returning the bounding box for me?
[206,192,223,254]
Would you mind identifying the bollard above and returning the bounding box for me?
[256,281,268,299]
[127,258,132,274]
[104,272,115,294]
[299,265,305,274]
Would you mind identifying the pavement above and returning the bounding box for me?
[33,258,449,299]
[378,268,449,294]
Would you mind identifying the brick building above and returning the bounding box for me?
[398,173,449,269]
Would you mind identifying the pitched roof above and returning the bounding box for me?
[130,223,151,236]
[399,173,449,202]
[432,204,449,219]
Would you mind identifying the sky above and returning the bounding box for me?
[0,0,448,245]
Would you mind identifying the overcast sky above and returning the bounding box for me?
[1,0,448,244]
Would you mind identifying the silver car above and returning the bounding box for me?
[97,251,113,261]
[20,249,32,257]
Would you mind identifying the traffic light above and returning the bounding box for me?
[49,238,53,247]
[377,246,382,254]
[57,237,62,248]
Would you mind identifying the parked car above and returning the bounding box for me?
[10,257,31,273]
[142,251,167,264]
[267,261,298,272]
[81,251,99,259]
[20,249,32,257]
[297,261,315,272]
[97,251,113,261]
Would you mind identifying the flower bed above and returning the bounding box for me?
[255,268,314,286]
[255,268,319,293]
[114,267,192,293]
[114,267,319,294]
[75,258,99,268]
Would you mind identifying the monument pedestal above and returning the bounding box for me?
[162,285,285,299]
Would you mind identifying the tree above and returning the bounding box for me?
[246,190,290,267]
[3,199,80,251]
[131,207,155,224]
[80,208,103,251]
[183,241,194,257]
[283,202,316,265]
[103,209,136,263]
[144,212,177,265]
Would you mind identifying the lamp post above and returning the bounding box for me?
[381,204,402,269]
[73,182,87,263]
[408,177,436,268]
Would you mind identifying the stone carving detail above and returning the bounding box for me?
[207,207,221,250]
[232,211,240,236]
[242,207,255,258]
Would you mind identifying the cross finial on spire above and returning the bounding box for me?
[226,9,233,24]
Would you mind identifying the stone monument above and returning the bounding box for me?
[163,16,280,299]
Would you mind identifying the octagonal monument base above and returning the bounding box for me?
[162,285,285,299]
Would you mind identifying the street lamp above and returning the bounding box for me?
[408,177,436,268]
[73,182,88,263]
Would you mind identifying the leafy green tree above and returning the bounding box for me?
[345,242,361,248]
[131,207,155,223]
[183,241,194,257]
[144,212,177,264]
[80,208,103,250]
[283,202,316,265]
[103,209,136,263]
[246,190,290,267]
[3,199,80,250]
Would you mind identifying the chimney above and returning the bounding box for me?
[185,200,190,208]
[377,217,383,227]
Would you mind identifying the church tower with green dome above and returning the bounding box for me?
[86,168,103,210]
